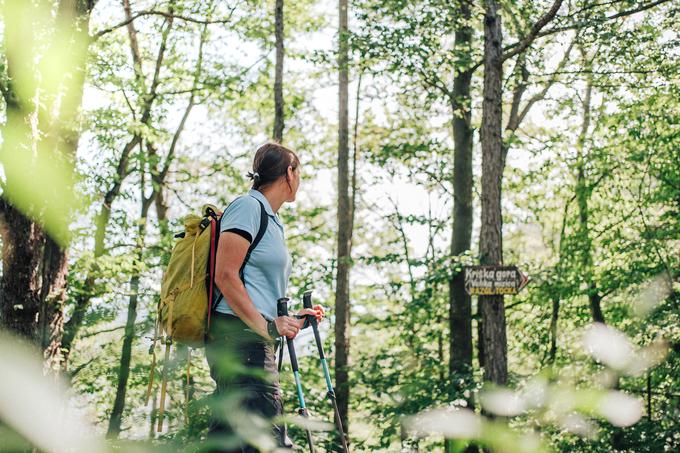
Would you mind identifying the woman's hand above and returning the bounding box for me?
[273,316,302,339]
[295,304,325,329]
[274,305,325,340]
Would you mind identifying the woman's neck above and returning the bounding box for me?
[258,186,286,213]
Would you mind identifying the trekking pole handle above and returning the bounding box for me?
[303,290,313,310]
[277,297,289,317]
[303,290,320,327]
[302,291,326,361]
[302,290,319,328]
[278,297,300,370]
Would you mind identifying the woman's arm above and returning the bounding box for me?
[214,231,270,338]
[214,231,304,339]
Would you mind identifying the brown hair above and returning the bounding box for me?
[249,142,300,190]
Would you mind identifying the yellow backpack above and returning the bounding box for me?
[160,205,218,344]
[147,200,268,431]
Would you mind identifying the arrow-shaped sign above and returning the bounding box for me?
[463,265,530,296]
[517,270,529,292]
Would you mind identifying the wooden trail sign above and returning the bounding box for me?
[463,265,529,296]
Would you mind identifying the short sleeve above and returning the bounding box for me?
[220,196,261,239]
[225,228,253,243]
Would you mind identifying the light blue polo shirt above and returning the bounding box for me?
[214,189,292,321]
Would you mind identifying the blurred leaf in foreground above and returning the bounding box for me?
[0,0,88,245]
[0,330,106,453]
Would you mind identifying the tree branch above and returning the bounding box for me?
[156,21,209,186]
[80,324,135,339]
[468,0,672,73]
[505,53,529,132]
[92,3,240,40]
[503,0,673,55]
[514,36,576,129]
[140,12,174,124]
[69,357,96,379]
[416,64,451,98]
[502,0,564,62]
[387,196,416,302]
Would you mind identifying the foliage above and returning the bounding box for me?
[0,0,678,452]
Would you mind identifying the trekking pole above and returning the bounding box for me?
[276,335,290,445]
[277,297,315,453]
[303,290,350,452]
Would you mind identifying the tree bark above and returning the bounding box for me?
[448,0,474,380]
[273,0,285,142]
[548,298,559,363]
[107,209,148,437]
[0,203,68,369]
[0,0,96,371]
[477,317,485,369]
[479,0,507,386]
[574,64,605,324]
[447,8,477,453]
[335,0,352,442]
[149,386,158,439]
[548,198,571,366]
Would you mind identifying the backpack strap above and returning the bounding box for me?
[205,215,219,333]
[239,199,269,283]
[211,199,269,311]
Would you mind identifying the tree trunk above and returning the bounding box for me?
[574,68,605,324]
[105,11,202,434]
[149,386,158,440]
[335,0,352,441]
[273,0,285,142]
[448,0,474,380]
[477,317,485,369]
[548,298,559,363]
[0,0,96,371]
[106,267,142,438]
[548,197,571,367]
[107,195,153,437]
[106,10,196,433]
[0,203,68,368]
[479,0,507,386]
[61,138,137,369]
[62,0,179,369]
[155,188,169,224]
[447,8,475,453]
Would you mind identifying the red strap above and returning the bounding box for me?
[206,217,218,333]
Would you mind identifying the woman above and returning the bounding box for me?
[205,142,325,452]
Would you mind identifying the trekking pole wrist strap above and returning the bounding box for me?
[267,319,281,339]
[294,314,311,329]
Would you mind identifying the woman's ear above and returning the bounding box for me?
[285,165,294,190]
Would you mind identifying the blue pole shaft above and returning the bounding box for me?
[293,370,306,409]
[278,297,315,453]
[321,358,333,392]
[303,290,350,452]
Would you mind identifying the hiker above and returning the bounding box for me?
[205,142,325,452]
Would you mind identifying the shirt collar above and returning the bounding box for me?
[248,189,277,218]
